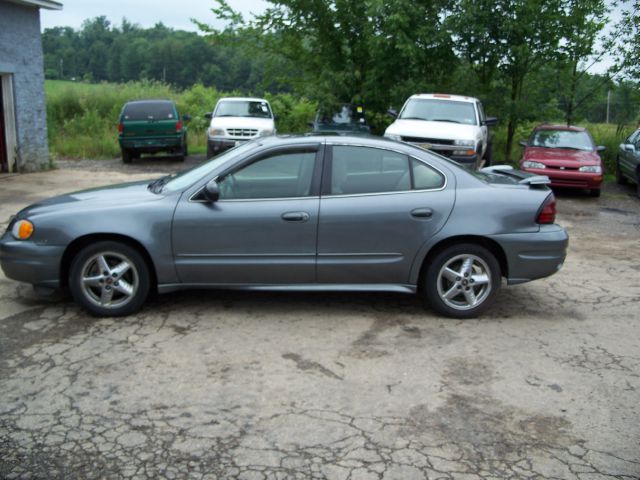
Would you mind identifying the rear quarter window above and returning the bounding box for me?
[123,102,176,121]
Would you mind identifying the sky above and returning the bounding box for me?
[40,0,267,33]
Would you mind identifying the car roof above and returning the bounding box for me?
[255,134,433,156]
[534,124,586,132]
[410,93,478,103]
[217,97,270,103]
[125,99,174,105]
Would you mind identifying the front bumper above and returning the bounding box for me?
[489,225,569,285]
[0,236,64,288]
[522,167,603,190]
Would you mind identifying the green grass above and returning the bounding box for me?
[46,80,635,169]
[45,80,316,159]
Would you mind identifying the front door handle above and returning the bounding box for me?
[411,207,433,218]
[281,211,310,222]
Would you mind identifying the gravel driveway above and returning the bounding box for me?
[1,156,639,479]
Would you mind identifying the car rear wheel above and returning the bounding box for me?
[122,149,132,164]
[616,157,627,185]
[69,241,150,317]
[423,243,501,319]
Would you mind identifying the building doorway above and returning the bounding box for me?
[0,74,17,173]
[0,79,7,172]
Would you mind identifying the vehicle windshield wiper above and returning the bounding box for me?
[400,116,429,121]
[148,174,174,194]
[431,118,462,124]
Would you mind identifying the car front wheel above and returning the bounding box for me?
[69,241,150,317]
[423,243,501,319]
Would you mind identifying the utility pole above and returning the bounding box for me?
[59,58,63,80]
[606,89,611,124]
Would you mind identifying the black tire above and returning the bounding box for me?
[183,134,189,157]
[616,158,627,185]
[483,141,493,167]
[122,149,132,164]
[589,188,601,198]
[206,143,214,160]
[69,241,150,317]
[423,243,501,319]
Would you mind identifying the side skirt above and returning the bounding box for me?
[157,283,417,295]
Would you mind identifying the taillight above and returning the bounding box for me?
[536,194,556,224]
[176,120,183,132]
[118,123,124,134]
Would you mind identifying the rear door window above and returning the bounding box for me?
[330,146,410,195]
[123,102,175,121]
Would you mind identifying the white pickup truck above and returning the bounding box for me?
[205,97,276,158]
[384,93,497,169]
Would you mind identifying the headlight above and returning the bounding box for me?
[11,219,34,240]
[208,127,225,137]
[385,134,402,141]
[522,160,546,169]
[579,165,602,173]
[454,139,475,147]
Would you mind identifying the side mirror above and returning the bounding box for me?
[203,180,220,202]
[182,114,192,121]
[483,117,498,127]
[623,143,635,152]
[273,115,279,121]
[387,108,398,119]
[596,145,606,152]
[518,140,527,147]
[204,112,213,120]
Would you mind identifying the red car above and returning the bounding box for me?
[519,124,605,197]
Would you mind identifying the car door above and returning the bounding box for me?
[316,144,455,285]
[172,144,323,284]
[620,130,639,178]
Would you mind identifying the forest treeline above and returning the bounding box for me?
[42,1,640,159]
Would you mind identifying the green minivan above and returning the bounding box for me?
[118,100,190,163]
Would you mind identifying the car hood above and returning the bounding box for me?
[210,117,274,130]
[523,146,601,166]
[16,180,164,218]
[385,119,481,141]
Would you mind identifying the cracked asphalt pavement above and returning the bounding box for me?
[1,156,639,479]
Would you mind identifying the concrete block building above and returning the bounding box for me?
[0,0,62,172]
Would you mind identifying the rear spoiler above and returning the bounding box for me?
[480,165,550,187]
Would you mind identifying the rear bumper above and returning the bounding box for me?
[489,225,569,285]
[522,167,602,189]
[0,236,64,288]
[119,135,183,151]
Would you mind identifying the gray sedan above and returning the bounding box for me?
[0,136,568,318]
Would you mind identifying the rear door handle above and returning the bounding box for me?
[411,207,433,218]
[281,211,310,222]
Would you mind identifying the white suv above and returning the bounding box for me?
[384,93,497,169]
[205,97,276,158]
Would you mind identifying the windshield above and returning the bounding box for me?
[122,102,175,121]
[214,100,272,118]
[399,99,477,125]
[161,142,260,193]
[316,105,362,125]
[530,130,593,151]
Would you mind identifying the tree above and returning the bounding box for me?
[610,1,640,79]
[450,0,566,160]
[556,0,608,125]
[197,0,455,110]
